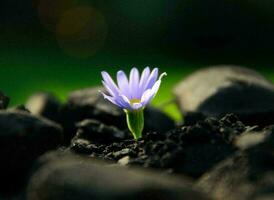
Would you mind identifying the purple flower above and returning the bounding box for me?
[100,67,167,111]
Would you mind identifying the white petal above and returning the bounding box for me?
[150,79,161,96]
[129,67,140,99]
[139,67,150,92]
[159,72,167,80]
[120,94,132,109]
[143,68,158,91]
[101,71,120,96]
[117,70,130,98]
[142,91,155,106]
[102,81,115,97]
[141,89,153,104]
[131,103,143,110]
[149,72,166,97]
[120,94,131,104]
[140,73,166,106]
[99,91,121,107]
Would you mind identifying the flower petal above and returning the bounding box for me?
[129,67,140,99]
[101,69,166,111]
[143,68,158,91]
[131,103,143,110]
[141,72,167,105]
[142,91,156,106]
[102,81,115,97]
[99,91,121,107]
[120,95,133,110]
[150,80,161,96]
[101,71,120,96]
[140,89,153,106]
[117,70,130,98]
[159,72,167,80]
[139,67,150,94]
[120,94,143,110]
[149,72,167,97]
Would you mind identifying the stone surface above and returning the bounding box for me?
[72,119,126,144]
[144,106,175,133]
[27,152,211,200]
[196,126,274,200]
[26,92,62,122]
[0,111,63,196]
[174,66,274,126]
[60,87,175,142]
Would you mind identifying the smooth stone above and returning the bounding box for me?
[0,111,63,196]
[59,87,123,143]
[60,87,175,142]
[196,126,274,200]
[75,119,126,141]
[26,92,62,122]
[65,87,122,125]
[174,66,274,126]
[144,106,175,133]
[27,152,211,200]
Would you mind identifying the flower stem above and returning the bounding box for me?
[125,109,144,140]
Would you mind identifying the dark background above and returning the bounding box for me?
[1,0,274,119]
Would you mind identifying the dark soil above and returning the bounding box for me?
[70,113,247,178]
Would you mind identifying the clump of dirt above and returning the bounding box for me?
[70,114,247,178]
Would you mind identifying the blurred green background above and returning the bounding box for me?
[2,0,274,121]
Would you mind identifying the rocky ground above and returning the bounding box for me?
[1,66,274,200]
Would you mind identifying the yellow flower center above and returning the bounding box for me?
[130,99,141,105]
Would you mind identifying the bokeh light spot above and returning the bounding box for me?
[36,0,77,32]
[56,6,108,58]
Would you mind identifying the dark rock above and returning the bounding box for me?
[8,104,30,113]
[26,92,62,122]
[144,107,175,133]
[196,126,274,200]
[59,87,124,143]
[183,112,206,126]
[60,87,175,142]
[69,114,246,178]
[27,152,211,200]
[0,91,9,109]
[0,111,63,196]
[174,66,274,126]
[64,86,123,125]
[29,149,77,174]
[76,119,126,141]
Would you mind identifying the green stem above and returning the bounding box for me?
[125,109,144,140]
